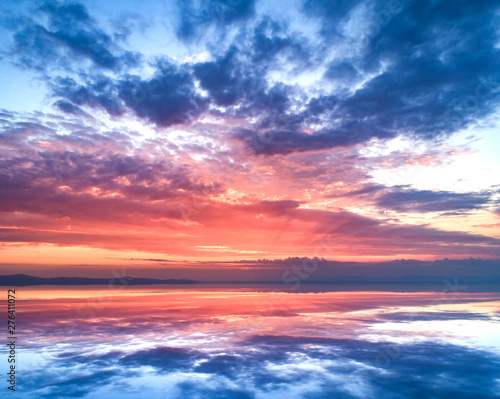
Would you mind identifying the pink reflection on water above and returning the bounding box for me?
[16,286,500,354]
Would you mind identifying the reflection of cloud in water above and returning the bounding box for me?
[7,288,500,398]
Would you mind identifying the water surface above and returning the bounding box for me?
[4,285,500,398]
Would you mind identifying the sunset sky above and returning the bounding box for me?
[0,0,500,277]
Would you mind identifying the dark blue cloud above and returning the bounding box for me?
[238,0,500,154]
[234,126,378,155]
[118,59,209,126]
[26,369,120,398]
[195,354,247,377]
[41,1,92,24]
[324,61,360,82]
[192,19,306,113]
[375,188,493,213]
[341,0,500,132]
[9,0,498,156]
[50,75,124,116]
[378,310,493,322]
[325,184,497,215]
[249,17,312,66]
[175,382,256,399]
[120,346,204,370]
[175,0,255,41]
[326,183,387,198]
[53,100,89,116]
[55,350,124,368]
[19,326,500,399]
[241,335,500,398]
[9,1,140,72]
[3,0,500,154]
[49,58,208,127]
[302,0,365,38]
[50,17,304,127]
[194,46,264,107]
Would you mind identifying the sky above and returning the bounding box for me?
[0,0,500,277]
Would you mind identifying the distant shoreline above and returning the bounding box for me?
[1,275,499,292]
[0,274,199,286]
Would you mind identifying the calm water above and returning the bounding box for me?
[3,285,500,398]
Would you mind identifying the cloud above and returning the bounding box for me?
[47,57,209,127]
[234,127,375,155]
[378,310,493,322]
[50,75,125,116]
[326,183,386,198]
[175,0,256,41]
[118,59,209,126]
[53,100,90,116]
[7,0,498,156]
[324,61,360,82]
[121,346,204,370]
[302,0,365,38]
[236,0,500,155]
[30,370,120,399]
[9,1,140,72]
[192,19,307,113]
[175,382,256,399]
[241,334,500,398]
[326,183,496,215]
[26,336,500,398]
[374,188,493,213]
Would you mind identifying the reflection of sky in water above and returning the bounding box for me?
[4,286,500,398]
